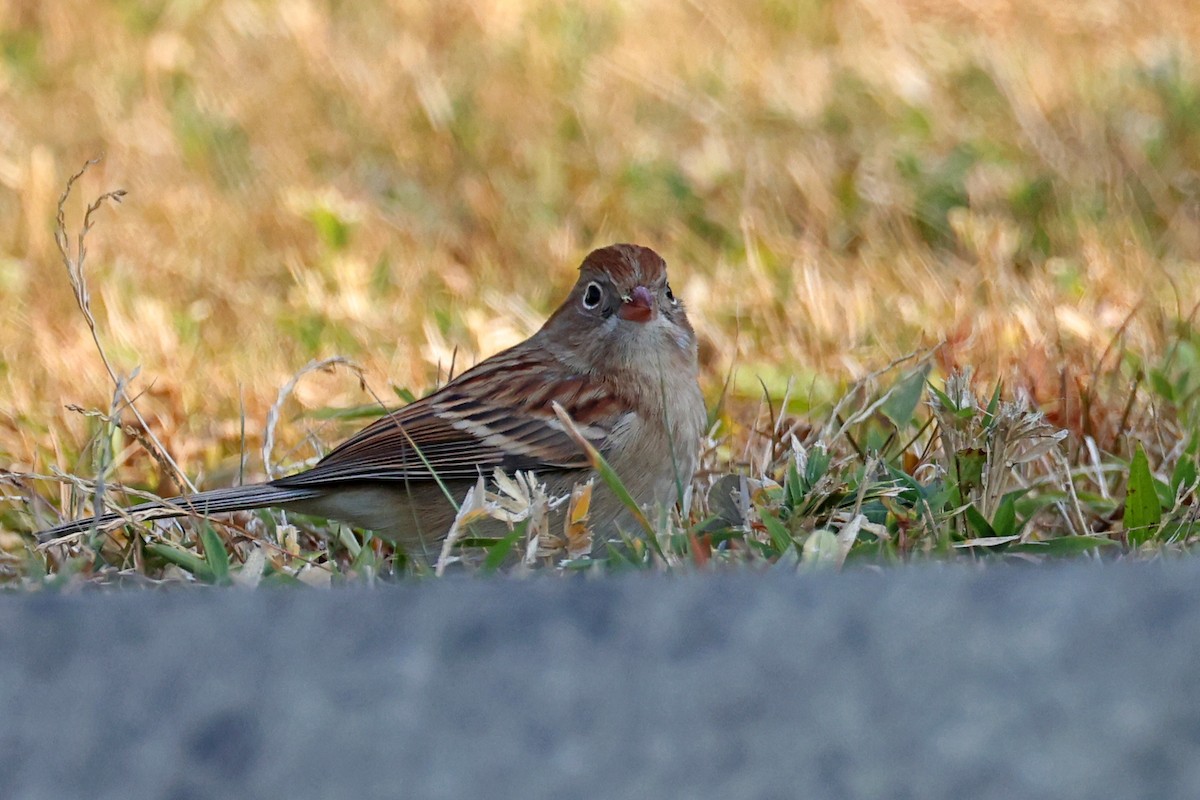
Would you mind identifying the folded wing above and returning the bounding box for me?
[273,350,628,488]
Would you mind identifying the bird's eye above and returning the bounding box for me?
[582,281,603,309]
[665,284,677,305]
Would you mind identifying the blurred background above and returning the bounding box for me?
[2,0,1200,504]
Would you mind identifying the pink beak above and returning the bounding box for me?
[617,285,655,323]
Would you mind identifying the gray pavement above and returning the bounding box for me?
[3,560,1200,799]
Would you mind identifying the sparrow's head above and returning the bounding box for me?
[542,244,697,375]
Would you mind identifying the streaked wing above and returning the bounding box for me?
[273,347,628,488]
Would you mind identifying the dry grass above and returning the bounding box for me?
[3,0,1200,585]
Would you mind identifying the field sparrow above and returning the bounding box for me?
[38,244,707,558]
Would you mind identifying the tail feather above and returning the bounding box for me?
[37,483,323,543]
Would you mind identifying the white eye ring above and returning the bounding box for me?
[582,281,603,309]
[665,284,677,305]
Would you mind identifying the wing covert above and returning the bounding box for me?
[272,353,628,489]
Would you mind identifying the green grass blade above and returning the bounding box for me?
[759,510,794,555]
[882,364,931,429]
[992,492,1018,538]
[482,526,525,574]
[1125,443,1162,545]
[199,524,231,585]
[146,542,215,583]
[1008,536,1118,555]
[964,504,996,539]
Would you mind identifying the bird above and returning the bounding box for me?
[37,244,707,559]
